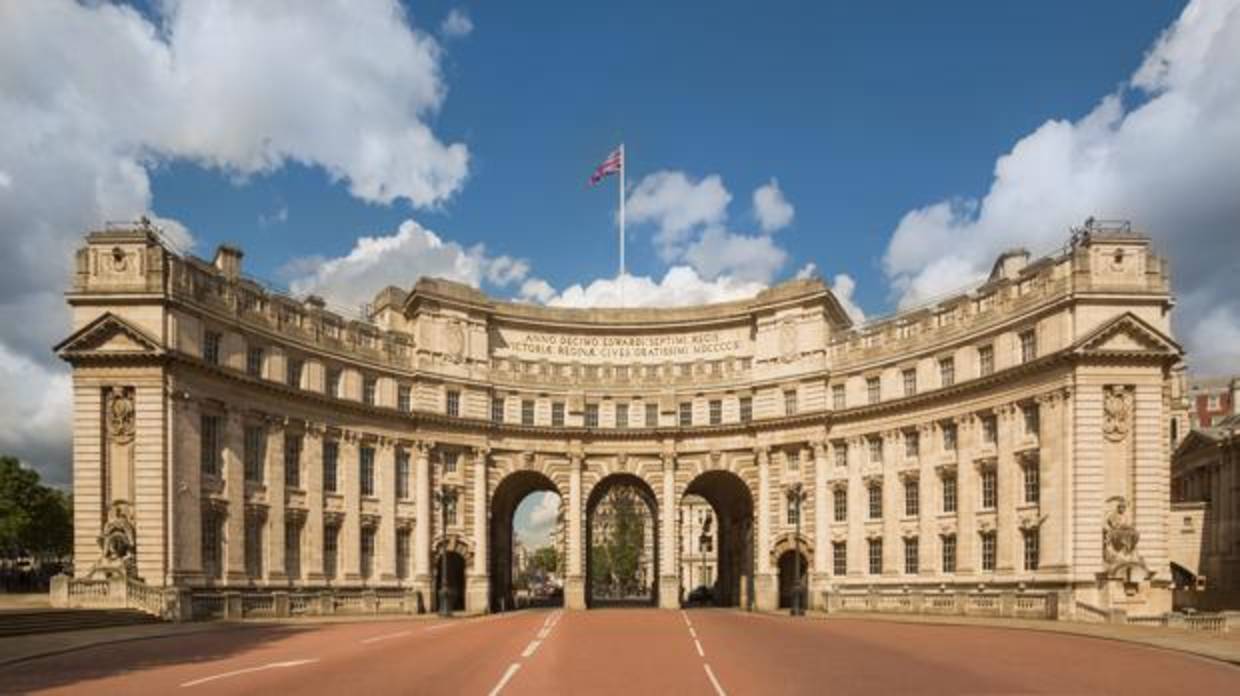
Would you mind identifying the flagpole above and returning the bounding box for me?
[619,143,626,280]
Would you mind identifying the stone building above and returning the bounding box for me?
[680,494,718,593]
[56,219,1185,617]
[1171,414,1240,609]
[1186,376,1239,430]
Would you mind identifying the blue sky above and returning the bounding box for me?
[3,0,1239,493]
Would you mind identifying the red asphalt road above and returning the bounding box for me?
[1,609,1238,695]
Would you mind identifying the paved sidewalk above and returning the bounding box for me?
[800,610,1240,666]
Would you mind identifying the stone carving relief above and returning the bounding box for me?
[779,320,798,363]
[88,501,138,580]
[106,387,136,445]
[445,322,466,361]
[1102,496,1150,584]
[1102,386,1132,443]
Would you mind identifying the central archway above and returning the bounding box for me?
[586,473,659,608]
[490,470,562,612]
[682,470,754,608]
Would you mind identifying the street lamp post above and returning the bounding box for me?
[435,484,456,617]
[787,483,806,617]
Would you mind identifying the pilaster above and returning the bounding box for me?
[378,440,398,584]
[266,420,288,584]
[223,410,247,584]
[340,435,362,582]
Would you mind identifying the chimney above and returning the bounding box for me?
[212,244,244,280]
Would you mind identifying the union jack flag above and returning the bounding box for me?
[589,146,623,186]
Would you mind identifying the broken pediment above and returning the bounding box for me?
[55,313,163,362]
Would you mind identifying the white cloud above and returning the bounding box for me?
[880,0,1240,374]
[440,8,474,38]
[626,171,731,260]
[515,491,560,546]
[830,273,866,324]
[539,267,769,309]
[682,228,787,282]
[0,345,72,488]
[753,178,794,232]
[0,0,468,482]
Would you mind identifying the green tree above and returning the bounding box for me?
[0,456,72,559]
[530,545,558,576]
[590,486,647,598]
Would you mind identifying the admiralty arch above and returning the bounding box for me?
[54,220,1185,619]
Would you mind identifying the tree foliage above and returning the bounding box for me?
[590,486,649,599]
[0,456,72,559]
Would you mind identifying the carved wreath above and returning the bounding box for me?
[1102,386,1131,443]
[106,388,136,444]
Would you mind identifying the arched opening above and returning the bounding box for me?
[682,470,754,608]
[586,473,659,608]
[490,471,563,612]
[776,549,809,610]
[432,550,467,612]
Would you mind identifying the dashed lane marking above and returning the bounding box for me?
[487,663,521,696]
[694,639,705,657]
[179,659,320,688]
[704,664,727,696]
[521,640,542,658]
[360,630,412,644]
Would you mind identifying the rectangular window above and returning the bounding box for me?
[362,377,377,405]
[868,539,883,575]
[245,514,263,579]
[284,521,301,580]
[646,402,660,427]
[942,475,958,513]
[784,389,797,416]
[904,537,919,574]
[445,390,460,417]
[323,441,339,493]
[441,450,458,474]
[980,532,996,572]
[833,541,847,576]
[867,377,881,404]
[324,525,339,579]
[904,431,920,458]
[904,479,919,517]
[491,397,505,423]
[739,397,752,423]
[360,446,375,497]
[396,530,411,580]
[868,437,883,464]
[361,527,375,579]
[1022,403,1039,437]
[201,511,222,580]
[902,368,917,397]
[834,488,847,522]
[327,367,342,398]
[941,534,957,573]
[1020,329,1037,363]
[287,358,304,388]
[396,448,410,499]
[585,403,599,428]
[939,357,955,387]
[679,402,693,427]
[981,469,997,509]
[1023,460,1040,504]
[203,330,221,366]
[832,384,846,410]
[444,495,458,525]
[834,442,848,469]
[246,345,264,378]
[978,344,994,376]
[942,422,958,452]
[522,399,535,426]
[397,385,412,412]
[786,497,799,525]
[1023,529,1040,571]
[244,425,264,483]
[982,414,997,445]
[616,402,630,429]
[284,434,302,488]
[786,450,800,471]
[552,401,565,427]
[868,483,883,519]
[709,399,722,425]
[200,414,221,477]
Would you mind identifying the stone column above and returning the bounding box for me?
[847,437,865,580]
[1039,390,1069,574]
[266,421,288,585]
[957,416,977,575]
[169,392,203,585]
[882,431,900,576]
[223,410,247,584]
[565,452,586,609]
[412,441,432,608]
[659,454,680,609]
[304,427,326,584]
[340,436,362,583]
[755,446,777,610]
[466,446,490,613]
[996,406,1017,574]
[378,441,398,585]
[811,442,830,609]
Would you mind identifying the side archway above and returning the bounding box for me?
[683,470,754,608]
[490,470,562,612]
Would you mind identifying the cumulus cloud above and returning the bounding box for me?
[286,219,536,309]
[626,171,731,259]
[516,491,560,546]
[440,8,474,38]
[880,0,1240,374]
[0,0,469,482]
[535,267,768,309]
[753,178,794,232]
[830,273,866,324]
[682,228,787,283]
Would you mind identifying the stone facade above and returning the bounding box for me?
[56,220,1185,617]
[1172,414,1240,609]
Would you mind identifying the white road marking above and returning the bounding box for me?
[689,627,697,638]
[694,639,705,657]
[360,630,412,644]
[704,663,727,696]
[487,663,521,696]
[538,628,551,639]
[425,622,456,631]
[179,659,319,688]
[521,640,542,658]
[681,610,692,627]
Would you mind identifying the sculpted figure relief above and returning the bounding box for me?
[1102,496,1149,582]
[106,387,136,444]
[90,501,138,579]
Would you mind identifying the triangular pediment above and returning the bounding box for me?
[1074,312,1182,357]
[1174,429,1219,460]
[55,312,163,362]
